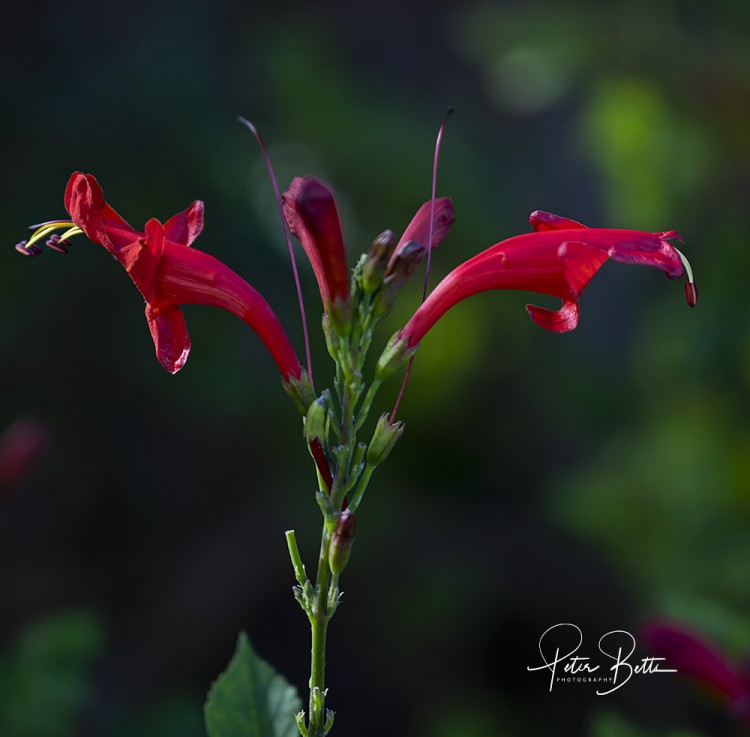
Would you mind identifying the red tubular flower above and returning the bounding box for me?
[398,210,691,348]
[642,620,750,722]
[63,172,302,380]
[282,177,350,307]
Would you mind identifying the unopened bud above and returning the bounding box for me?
[376,332,418,381]
[373,241,426,317]
[362,230,396,293]
[305,397,328,442]
[329,509,356,575]
[367,413,404,466]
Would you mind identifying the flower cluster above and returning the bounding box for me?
[15,151,697,737]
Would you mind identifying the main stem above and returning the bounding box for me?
[308,521,333,736]
[302,317,382,736]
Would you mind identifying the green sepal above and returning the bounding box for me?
[294,711,308,737]
[315,490,337,523]
[375,333,418,380]
[367,413,404,466]
[282,370,315,416]
[326,296,353,337]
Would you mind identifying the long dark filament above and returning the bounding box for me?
[238,117,314,389]
[391,108,454,423]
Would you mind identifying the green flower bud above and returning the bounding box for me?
[361,230,396,293]
[372,241,426,317]
[305,397,327,442]
[329,509,356,575]
[367,413,404,466]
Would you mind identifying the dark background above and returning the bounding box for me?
[2,1,749,735]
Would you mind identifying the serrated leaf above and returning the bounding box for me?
[204,633,302,737]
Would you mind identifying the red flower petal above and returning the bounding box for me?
[390,196,455,266]
[529,210,587,232]
[163,200,205,246]
[526,299,579,332]
[64,172,139,252]
[145,303,191,374]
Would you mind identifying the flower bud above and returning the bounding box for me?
[329,509,356,575]
[304,397,327,442]
[367,413,404,466]
[361,230,396,293]
[372,241,426,317]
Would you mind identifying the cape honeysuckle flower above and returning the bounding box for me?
[643,620,750,723]
[282,176,455,332]
[24,172,304,382]
[377,210,696,377]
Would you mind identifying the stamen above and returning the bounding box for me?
[15,220,83,259]
[15,241,35,257]
[45,234,70,254]
[391,108,454,423]
[238,116,314,389]
[28,220,76,230]
[422,107,454,302]
[18,221,82,256]
[673,246,698,307]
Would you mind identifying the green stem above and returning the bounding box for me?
[347,463,375,512]
[354,379,382,431]
[308,521,334,737]
[286,530,307,586]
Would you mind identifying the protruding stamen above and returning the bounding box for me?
[17,220,83,257]
[45,235,70,254]
[422,106,454,302]
[15,241,35,257]
[684,282,698,308]
[672,245,697,307]
[28,220,75,230]
[238,116,314,389]
[392,108,454,423]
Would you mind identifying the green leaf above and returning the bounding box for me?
[204,633,302,737]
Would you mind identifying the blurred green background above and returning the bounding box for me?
[2,1,749,735]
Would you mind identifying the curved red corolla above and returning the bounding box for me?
[64,172,302,379]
